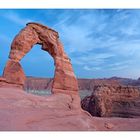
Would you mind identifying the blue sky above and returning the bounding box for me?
[0,9,140,79]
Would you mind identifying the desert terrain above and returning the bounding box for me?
[0,22,140,131]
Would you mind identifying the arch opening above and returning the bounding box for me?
[21,44,55,78]
[21,44,55,96]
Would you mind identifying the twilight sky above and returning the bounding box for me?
[0,9,140,79]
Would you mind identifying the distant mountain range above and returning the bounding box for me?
[24,76,140,91]
[108,76,140,86]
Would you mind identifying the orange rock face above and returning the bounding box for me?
[81,85,140,118]
[2,22,79,95]
[3,60,26,88]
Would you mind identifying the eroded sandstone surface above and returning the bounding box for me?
[81,85,140,118]
[0,87,140,130]
[0,87,95,130]
[1,22,78,95]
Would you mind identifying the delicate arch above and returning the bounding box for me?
[2,22,79,95]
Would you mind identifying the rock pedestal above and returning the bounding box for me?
[3,60,26,87]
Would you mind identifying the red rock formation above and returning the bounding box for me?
[0,87,140,130]
[1,22,78,95]
[0,87,93,130]
[0,23,89,130]
[24,77,140,93]
[24,77,119,91]
[78,78,120,91]
[3,60,25,88]
[1,23,140,130]
[24,77,53,91]
[81,85,140,118]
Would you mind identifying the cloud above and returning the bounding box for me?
[83,65,101,71]
[1,9,140,78]
[72,53,115,66]
[106,61,131,71]
[2,11,33,26]
[82,57,131,72]
[0,34,11,43]
[109,65,128,71]
[52,10,100,53]
[1,10,34,26]
[48,9,140,78]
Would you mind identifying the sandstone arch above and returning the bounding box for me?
[2,22,79,95]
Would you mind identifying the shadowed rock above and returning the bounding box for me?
[81,85,140,118]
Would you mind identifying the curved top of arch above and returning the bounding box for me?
[27,22,59,35]
[9,22,64,61]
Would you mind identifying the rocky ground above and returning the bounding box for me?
[0,86,140,131]
[24,77,140,119]
[81,85,140,118]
